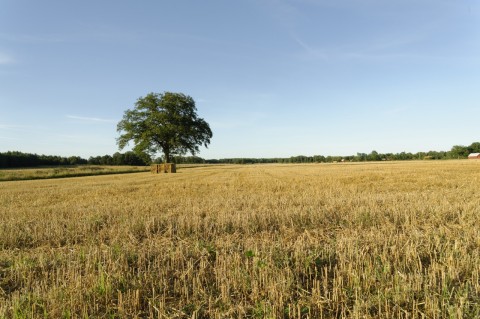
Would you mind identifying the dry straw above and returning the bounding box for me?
[151,163,176,174]
[1,160,479,318]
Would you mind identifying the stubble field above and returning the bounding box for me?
[0,165,149,182]
[1,161,480,318]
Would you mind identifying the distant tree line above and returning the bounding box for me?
[175,142,480,164]
[1,142,479,168]
[153,155,206,164]
[0,151,88,168]
[87,152,148,166]
[0,151,148,168]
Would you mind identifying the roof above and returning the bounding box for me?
[468,153,480,157]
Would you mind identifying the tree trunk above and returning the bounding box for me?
[164,148,170,163]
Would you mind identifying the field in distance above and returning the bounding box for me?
[0,165,150,181]
[1,161,479,318]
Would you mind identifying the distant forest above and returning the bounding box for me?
[0,151,147,168]
[1,142,479,168]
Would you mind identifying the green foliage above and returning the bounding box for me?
[203,141,480,164]
[89,151,148,166]
[468,142,480,153]
[245,250,255,258]
[0,151,148,168]
[0,151,88,168]
[2,140,480,170]
[117,92,212,163]
[449,145,470,159]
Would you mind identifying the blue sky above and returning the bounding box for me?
[1,0,479,159]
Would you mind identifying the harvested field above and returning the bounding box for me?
[0,165,149,182]
[1,161,480,318]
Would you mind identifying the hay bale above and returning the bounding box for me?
[151,163,176,173]
[166,163,176,173]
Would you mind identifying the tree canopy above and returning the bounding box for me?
[117,92,212,163]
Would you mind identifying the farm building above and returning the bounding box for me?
[468,153,480,159]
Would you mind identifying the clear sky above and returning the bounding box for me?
[1,0,479,159]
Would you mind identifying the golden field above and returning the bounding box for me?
[0,165,149,182]
[1,161,480,318]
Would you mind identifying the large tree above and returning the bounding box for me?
[117,92,212,163]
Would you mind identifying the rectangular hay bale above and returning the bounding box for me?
[151,163,176,173]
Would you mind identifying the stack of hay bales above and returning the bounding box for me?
[151,163,176,173]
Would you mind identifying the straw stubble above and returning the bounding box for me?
[1,161,479,318]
